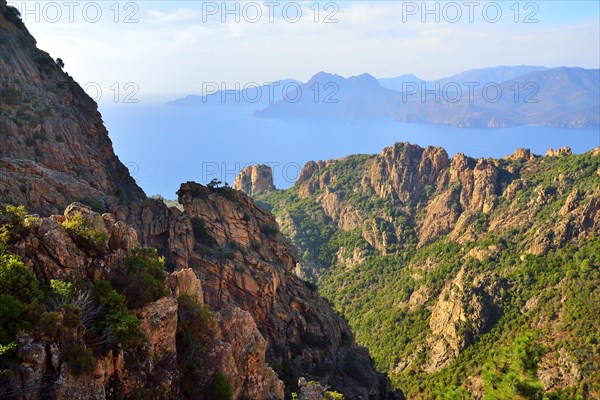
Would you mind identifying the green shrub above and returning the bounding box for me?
[177,294,215,398]
[191,217,215,246]
[262,221,279,239]
[0,294,23,344]
[324,391,345,400]
[93,280,146,349]
[62,305,82,329]
[482,333,545,399]
[213,374,233,400]
[304,280,318,292]
[62,213,108,254]
[79,197,107,214]
[61,341,95,377]
[112,247,168,309]
[38,311,63,338]
[0,205,27,243]
[0,250,41,303]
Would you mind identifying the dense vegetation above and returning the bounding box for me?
[258,148,600,399]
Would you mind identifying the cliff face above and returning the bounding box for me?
[0,1,146,215]
[1,203,284,400]
[233,164,276,196]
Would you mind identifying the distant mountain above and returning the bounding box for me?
[433,65,549,86]
[379,74,424,91]
[254,71,404,118]
[167,79,301,106]
[378,66,549,91]
[255,67,599,128]
[394,67,600,128]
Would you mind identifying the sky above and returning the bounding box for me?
[10,0,600,103]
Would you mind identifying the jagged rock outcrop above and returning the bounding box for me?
[1,204,294,400]
[3,204,179,399]
[281,142,599,256]
[233,164,276,195]
[258,141,600,397]
[546,146,573,157]
[0,2,145,215]
[425,268,504,371]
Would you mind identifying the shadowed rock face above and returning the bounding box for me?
[135,183,402,399]
[0,2,146,215]
[233,164,276,196]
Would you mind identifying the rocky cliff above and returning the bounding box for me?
[278,143,599,260]
[0,203,284,400]
[132,183,401,399]
[0,5,399,399]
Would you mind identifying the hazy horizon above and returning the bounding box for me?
[11,1,599,103]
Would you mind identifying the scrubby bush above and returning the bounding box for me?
[262,221,279,239]
[177,294,215,398]
[112,247,168,309]
[79,197,106,214]
[92,280,145,349]
[62,212,108,254]
[0,205,28,243]
[38,311,63,339]
[0,249,41,303]
[62,305,82,329]
[324,391,345,400]
[212,374,232,400]
[191,217,215,246]
[61,341,95,377]
[0,294,23,344]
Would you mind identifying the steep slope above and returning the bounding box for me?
[0,4,399,399]
[0,203,285,399]
[0,1,146,215]
[257,143,600,398]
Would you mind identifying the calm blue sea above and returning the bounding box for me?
[101,104,600,198]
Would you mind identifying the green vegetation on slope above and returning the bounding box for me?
[258,147,600,399]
